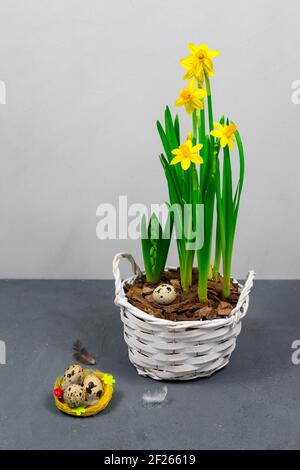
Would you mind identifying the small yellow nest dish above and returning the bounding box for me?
[54,369,114,417]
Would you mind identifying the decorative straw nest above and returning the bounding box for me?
[53,369,114,417]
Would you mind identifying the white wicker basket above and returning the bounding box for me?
[113,252,255,381]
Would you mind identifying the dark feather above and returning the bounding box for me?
[73,340,96,365]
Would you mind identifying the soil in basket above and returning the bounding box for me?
[124,268,241,321]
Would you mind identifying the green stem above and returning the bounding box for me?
[197,81,206,147]
[205,74,214,132]
[221,146,234,298]
[197,243,208,303]
[197,175,215,302]
[212,219,221,280]
[199,107,207,188]
[198,275,208,303]
[180,251,194,292]
[223,253,232,298]
[179,169,194,293]
[181,267,190,293]
[192,111,197,144]
[200,108,206,145]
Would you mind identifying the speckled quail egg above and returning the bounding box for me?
[61,364,84,390]
[152,283,177,305]
[63,384,86,408]
[83,373,102,405]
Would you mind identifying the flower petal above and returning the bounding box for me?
[192,143,203,152]
[211,130,222,138]
[185,102,194,114]
[220,136,228,148]
[191,97,204,109]
[214,121,223,130]
[199,44,208,53]
[203,58,213,73]
[183,69,194,80]
[181,158,191,170]
[207,49,220,59]
[170,156,182,165]
[188,43,198,54]
[228,139,234,151]
[190,154,203,164]
[195,88,206,99]
[180,56,193,69]
[187,79,196,92]
[175,97,184,107]
[185,140,193,150]
[171,148,181,155]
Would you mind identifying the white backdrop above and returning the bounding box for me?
[0,0,299,279]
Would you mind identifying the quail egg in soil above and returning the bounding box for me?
[152,284,177,305]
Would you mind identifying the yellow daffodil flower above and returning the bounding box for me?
[180,43,219,83]
[175,80,206,115]
[171,139,203,171]
[211,122,237,150]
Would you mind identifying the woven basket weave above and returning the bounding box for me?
[113,252,255,381]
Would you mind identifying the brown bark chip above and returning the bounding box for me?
[142,286,154,295]
[124,269,240,322]
[169,279,181,290]
[193,306,213,320]
[217,301,233,316]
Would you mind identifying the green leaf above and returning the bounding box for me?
[141,209,174,283]
[141,214,152,280]
[174,114,180,144]
[223,146,234,243]
[159,154,181,204]
[233,130,245,229]
[157,120,172,162]
[215,158,226,254]
[165,106,178,149]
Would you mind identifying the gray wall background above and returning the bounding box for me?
[0,0,299,279]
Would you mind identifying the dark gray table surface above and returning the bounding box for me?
[0,280,299,450]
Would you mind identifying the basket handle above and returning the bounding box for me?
[112,252,143,297]
[235,270,256,317]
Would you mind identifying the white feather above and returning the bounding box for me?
[142,385,168,406]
